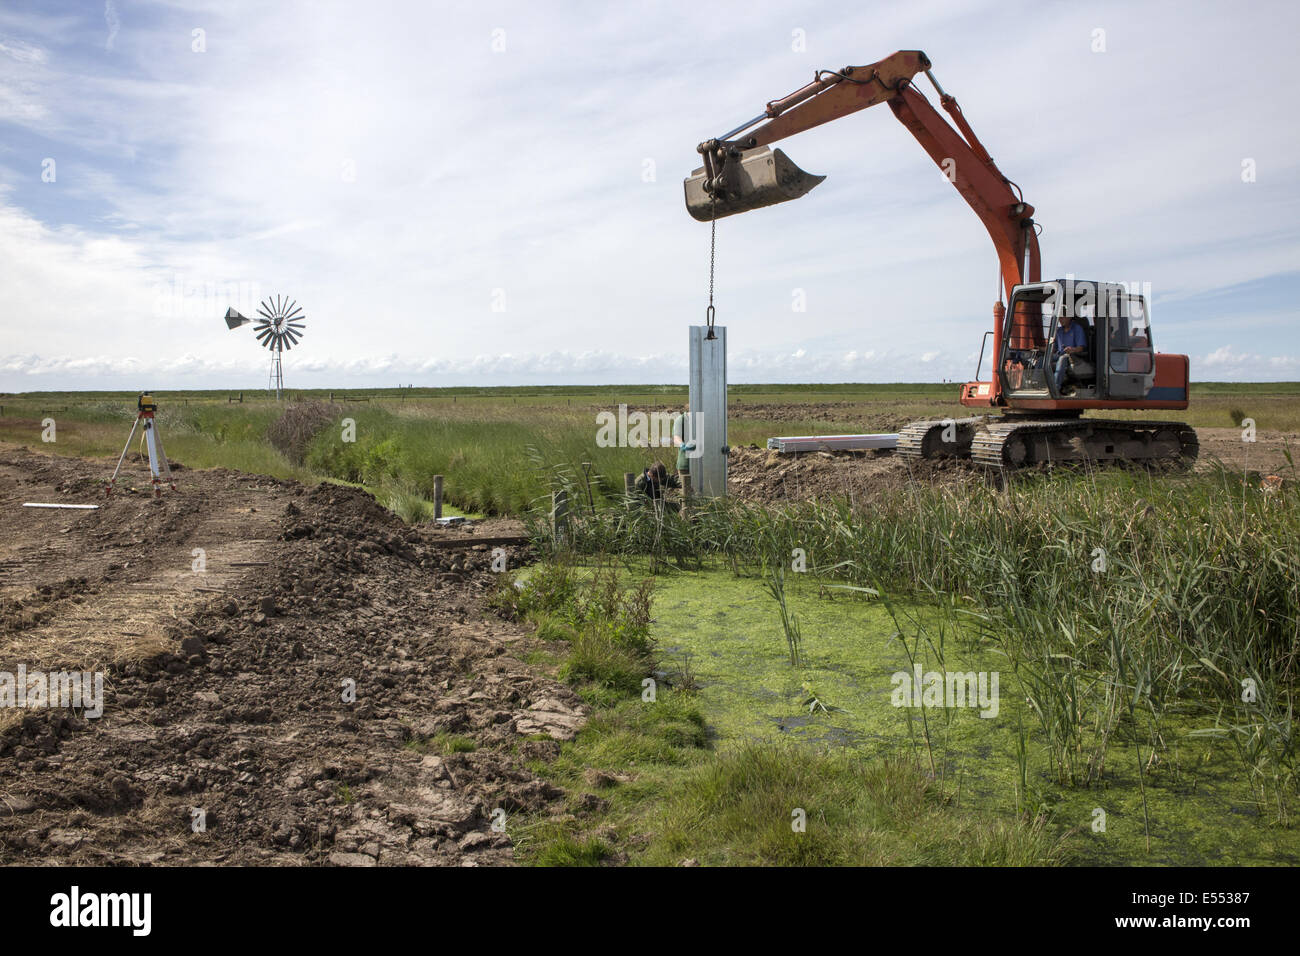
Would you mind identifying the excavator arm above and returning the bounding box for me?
[685,50,1040,302]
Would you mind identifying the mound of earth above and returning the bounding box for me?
[0,444,582,866]
[725,444,981,504]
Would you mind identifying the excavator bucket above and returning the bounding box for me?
[684,146,824,222]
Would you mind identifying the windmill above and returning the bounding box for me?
[224,295,306,399]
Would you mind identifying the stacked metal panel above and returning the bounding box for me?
[766,434,899,453]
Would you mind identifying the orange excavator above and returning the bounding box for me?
[684,50,1197,467]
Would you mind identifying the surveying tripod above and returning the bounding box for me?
[107,392,177,497]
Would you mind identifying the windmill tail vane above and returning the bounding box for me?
[223,294,306,399]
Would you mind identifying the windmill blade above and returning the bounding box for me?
[284,329,301,346]
[282,300,302,318]
[286,321,305,332]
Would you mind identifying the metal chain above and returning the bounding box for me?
[706,196,717,339]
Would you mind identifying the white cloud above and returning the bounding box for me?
[1198,345,1299,378]
[1202,346,1248,368]
[0,35,45,65]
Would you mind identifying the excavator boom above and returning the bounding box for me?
[685,50,1038,305]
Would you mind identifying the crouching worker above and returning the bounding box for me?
[634,461,680,503]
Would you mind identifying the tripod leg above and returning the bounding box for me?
[143,421,165,496]
[151,421,176,491]
[107,418,140,494]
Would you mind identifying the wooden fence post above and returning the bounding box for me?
[433,475,444,519]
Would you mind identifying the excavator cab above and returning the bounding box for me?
[1000,280,1155,403]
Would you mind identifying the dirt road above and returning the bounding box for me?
[0,444,583,865]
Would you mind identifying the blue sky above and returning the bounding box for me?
[1,0,1298,391]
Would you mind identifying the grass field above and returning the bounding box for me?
[2,381,1297,515]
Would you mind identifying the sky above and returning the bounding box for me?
[0,0,1297,391]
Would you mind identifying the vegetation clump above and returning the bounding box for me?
[266,401,340,464]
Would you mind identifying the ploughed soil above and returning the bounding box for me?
[0,443,583,866]
[724,425,1296,504]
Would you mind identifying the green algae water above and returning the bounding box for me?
[649,567,1300,866]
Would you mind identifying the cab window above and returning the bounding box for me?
[1108,296,1153,373]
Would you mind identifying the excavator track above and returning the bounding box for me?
[969,419,1199,469]
[897,416,988,460]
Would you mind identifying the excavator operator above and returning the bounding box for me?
[1053,311,1087,395]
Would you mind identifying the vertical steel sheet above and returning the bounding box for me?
[688,325,727,497]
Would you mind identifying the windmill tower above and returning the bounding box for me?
[224,296,306,400]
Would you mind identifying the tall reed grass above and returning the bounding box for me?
[536,464,1300,814]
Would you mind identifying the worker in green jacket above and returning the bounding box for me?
[671,407,695,486]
